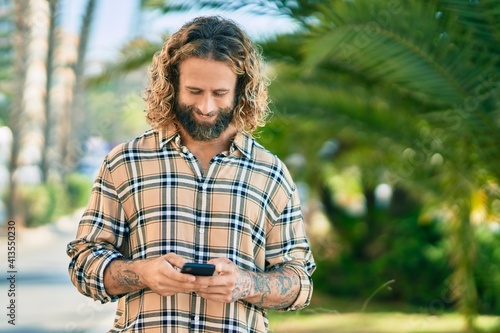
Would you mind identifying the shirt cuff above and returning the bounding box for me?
[95,251,125,303]
[281,263,314,311]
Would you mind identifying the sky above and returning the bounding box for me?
[61,0,299,63]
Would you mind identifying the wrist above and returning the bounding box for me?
[231,269,253,302]
[239,270,261,302]
[133,258,153,289]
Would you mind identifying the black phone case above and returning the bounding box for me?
[181,263,215,276]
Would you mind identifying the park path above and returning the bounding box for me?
[1,209,116,332]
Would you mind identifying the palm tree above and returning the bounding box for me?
[40,0,61,182]
[62,0,96,172]
[260,1,499,331]
[0,2,13,99]
[6,0,30,224]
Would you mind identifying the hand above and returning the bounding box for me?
[193,258,251,303]
[140,253,207,297]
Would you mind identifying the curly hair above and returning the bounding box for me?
[144,16,270,134]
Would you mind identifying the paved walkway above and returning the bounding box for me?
[1,209,116,332]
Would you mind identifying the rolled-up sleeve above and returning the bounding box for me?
[67,157,129,303]
[266,184,316,311]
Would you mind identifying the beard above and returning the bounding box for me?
[173,101,234,141]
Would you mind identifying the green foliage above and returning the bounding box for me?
[18,174,92,228]
[65,173,93,209]
[87,38,161,87]
[86,72,149,142]
[314,182,452,307]
[0,94,9,126]
[0,22,13,125]
[311,165,500,315]
[268,304,500,333]
[147,0,322,24]
[15,173,93,228]
[474,225,500,314]
[19,181,68,228]
[259,1,499,328]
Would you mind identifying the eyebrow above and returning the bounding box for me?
[185,86,230,93]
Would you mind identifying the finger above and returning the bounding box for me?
[191,275,212,283]
[196,291,232,303]
[208,258,235,274]
[171,268,197,283]
[156,256,196,283]
[208,257,232,266]
[163,252,188,269]
[196,285,228,294]
[175,281,207,291]
[158,284,203,297]
[194,275,234,290]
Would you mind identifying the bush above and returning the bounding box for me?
[314,185,452,308]
[474,225,500,314]
[19,181,68,227]
[65,173,93,209]
[313,184,500,315]
[18,173,92,228]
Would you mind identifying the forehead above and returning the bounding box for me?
[178,57,237,88]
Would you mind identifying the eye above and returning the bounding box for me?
[189,90,202,95]
[213,90,229,97]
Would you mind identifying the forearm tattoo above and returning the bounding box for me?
[232,270,253,302]
[119,269,141,288]
[111,260,142,290]
[244,267,301,309]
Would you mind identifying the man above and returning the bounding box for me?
[67,16,315,332]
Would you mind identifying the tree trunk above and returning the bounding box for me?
[62,0,96,172]
[40,0,60,182]
[6,0,30,225]
[448,194,478,332]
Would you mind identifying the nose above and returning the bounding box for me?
[198,95,217,115]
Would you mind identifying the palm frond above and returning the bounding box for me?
[300,0,493,107]
[269,79,422,148]
[440,0,500,61]
[86,38,162,86]
[143,0,321,26]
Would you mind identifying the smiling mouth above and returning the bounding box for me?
[194,109,218,118]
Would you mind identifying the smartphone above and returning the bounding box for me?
[180,263,215,276]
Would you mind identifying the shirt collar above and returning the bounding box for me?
[230,131,253,159]
[156,125,253,159]
[157,124,179,149]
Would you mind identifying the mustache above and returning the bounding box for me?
[193,107,218,117]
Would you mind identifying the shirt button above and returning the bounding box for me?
[201,183,208,190]
[194,316,200,323]
[199,229,205,234]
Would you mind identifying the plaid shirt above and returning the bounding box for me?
[67,125,315,333]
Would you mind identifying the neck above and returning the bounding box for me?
[178,124,237,153]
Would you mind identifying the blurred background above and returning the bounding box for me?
[0,0,499,332]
